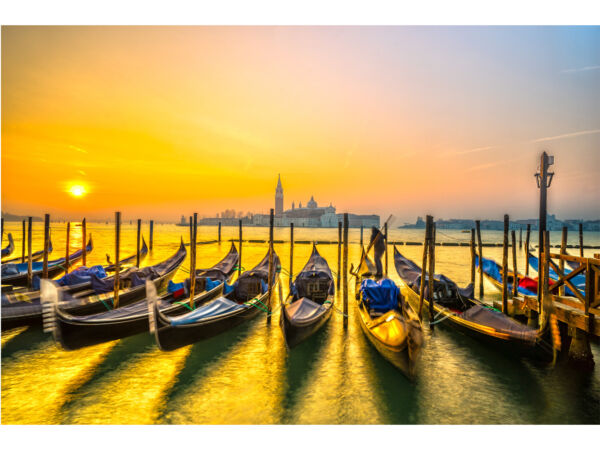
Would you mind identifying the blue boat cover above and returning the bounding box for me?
[527,252,586,296]
[475,255,537,296]
[57,265,107,286]
[169,296,247,326]
[360,278,399,313]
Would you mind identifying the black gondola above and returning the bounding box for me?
[104,237,149,272]
[149,249,280,351]
[3,239,183,330]
[45,243,238,350]
[394,246,552,360]
[1,233,15,258]
[2,236,53,264]
[354,245,423,378]
[280,244,334,348]
[1,236,93,287]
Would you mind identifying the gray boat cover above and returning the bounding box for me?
[169,297,247,325]
[460,305,537,342]
[293,245,334,299]
[285,297,328,324]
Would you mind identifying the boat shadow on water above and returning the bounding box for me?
[1,326,50,360]
[279,307,337,423]
[157,314,264,422]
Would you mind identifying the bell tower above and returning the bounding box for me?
[275,174,284,216]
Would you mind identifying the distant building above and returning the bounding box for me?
[252,176,379,228]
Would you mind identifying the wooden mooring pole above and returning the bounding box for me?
[190,213,198,308]
[65,222,71,274]
[82,218,87,267]
[511,230,518,298]
[428,221,436,329]
[525,224,531,275]
[502,215,509,313]
[42,214,50,279]
[476,220,484,299]
[149,220,154,250]
[218,221,222,243]
[342,213,349,327]
[470,228,476,285]
[238,219,243,276]
[519,227,523,249]
[579,222,584,257]
[27,217,33,289]
[418,216,431,318]
[136,219,142,267]
[560,226,567,297]
[360,225,363,246]
[21,219,26,263]
[337,221,342,289]
[267,209,274,322]
[114,212,121,308]
[289,223,294,289]
[384,222,388,277]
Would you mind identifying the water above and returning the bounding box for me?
[2,222,599,424]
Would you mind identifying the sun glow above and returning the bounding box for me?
[68,184,87,198]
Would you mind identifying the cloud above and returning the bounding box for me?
[69,145,88,154]
[531,129,600,143]
[560,65,600,74]
[463,161,504,173]
[454,145,495,155]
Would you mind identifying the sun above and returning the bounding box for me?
[68,184,87,198]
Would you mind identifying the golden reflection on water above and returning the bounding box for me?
[1,340,117,424]
[1,222,599,424]
[1,327,27,348]
[65,346,191,424]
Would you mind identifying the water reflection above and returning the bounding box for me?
[1,222,598,424]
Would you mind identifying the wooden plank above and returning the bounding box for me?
[547,258,586,303]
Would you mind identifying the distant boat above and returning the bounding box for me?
[461,230,470,233]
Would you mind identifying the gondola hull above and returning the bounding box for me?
[356,301,413,376]
[280,298,333,348]
[52,283,224,350]
[153,292,267,351]
[402,282,551,360]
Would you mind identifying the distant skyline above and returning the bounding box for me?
[2,26,599,222]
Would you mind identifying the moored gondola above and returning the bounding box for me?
[395,246,552,360]
[476,254,539,296]
[149,249,280,351]
[45,243,238,350]
[1,236,93,287]
[2,236,53,264]
[280,243,334,348]
[2,236,151,330]
[354,240,423,379]
[1,233,15,258]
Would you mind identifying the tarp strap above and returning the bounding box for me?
[173,301,193,311]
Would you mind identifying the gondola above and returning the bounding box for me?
[354,245,423,378]
[2,236,53,264]
[104,237,149,272]
[1,236,93,287]
[1,233,15,258]
[395,246,551,360]
[45,243,238,350]
[149,249,280,351]
[280,244,334,348]
[2,236,152,330]
[526,251,586,296]
[476,255,539,296]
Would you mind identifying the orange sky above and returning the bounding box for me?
[2,26,599,223]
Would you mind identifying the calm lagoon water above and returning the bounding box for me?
[1,222,599,424]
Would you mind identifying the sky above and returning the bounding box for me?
[2,26,599,223]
